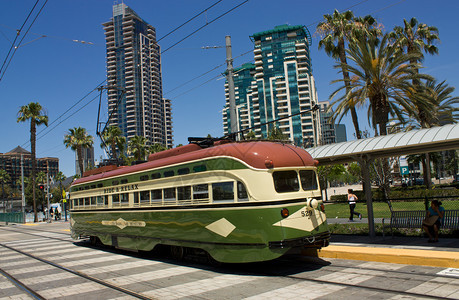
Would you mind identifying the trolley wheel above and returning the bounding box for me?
[170,246,184,260]
[89,236,100,246]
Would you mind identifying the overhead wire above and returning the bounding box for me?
[0,0,40,76]
[157,0,223,42]
[165,49,253,96]
[0,0,48,82]
[21,79,106,148]
[161,0,249,54]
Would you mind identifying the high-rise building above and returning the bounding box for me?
[103,3,173,148]
[0,146,59,190]
[223,25,320,147]
[318,101,347,145]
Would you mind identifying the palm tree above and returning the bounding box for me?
[17,102,48,222]
[389,18,440,189]
[316,10,381,139]
[330,34,427,136]
[149,143,167,154]
[64,127,94,176]
[101,126,126,161]
[128,135,148,161]
[402,79,458,188]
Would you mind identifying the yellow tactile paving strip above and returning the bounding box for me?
[312,245,459,268]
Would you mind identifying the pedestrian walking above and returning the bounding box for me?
[347,189,362,221]
[49,207,54,221]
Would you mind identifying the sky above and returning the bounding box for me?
[1,0,458,177]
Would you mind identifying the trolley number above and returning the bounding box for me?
[301,209,313,217]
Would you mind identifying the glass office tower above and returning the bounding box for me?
[223,25,320,147]
[103,4,173,148]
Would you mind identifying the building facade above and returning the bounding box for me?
[75,146,95,176]
[0,146,59,190]
[103,3,173,148]
[318,101,347,145]
[223,25,320,147]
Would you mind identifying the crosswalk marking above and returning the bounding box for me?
[106,266,198,286]
[79,260,161,275]
[142,274,259,299]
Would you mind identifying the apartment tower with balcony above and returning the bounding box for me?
[223,25,320,146]
[103,3,173,149]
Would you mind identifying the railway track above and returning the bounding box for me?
[0,241,156,299]
[1,225,457,299]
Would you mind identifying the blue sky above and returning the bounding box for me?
[1,0,458,177]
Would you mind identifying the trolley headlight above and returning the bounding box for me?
[306,198,319,209]
[281,208,289,218]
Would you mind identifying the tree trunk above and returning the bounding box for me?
[77,146,84,177]
[338,38,361,139]
[31,120,37,223]
[422,154,432,189]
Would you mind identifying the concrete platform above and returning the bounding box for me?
[310,234,459,268]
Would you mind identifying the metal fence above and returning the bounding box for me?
[379,195,459,211]
[0,212,25,223]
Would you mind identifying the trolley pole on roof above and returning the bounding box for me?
[225,36,238,139]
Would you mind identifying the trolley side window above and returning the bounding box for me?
[96,196,104,206]
[151,189,162,205]
[212,182,234,203]
[237,181,249,202]
[140,191,150,205]
[164,188,176,205]
[299,170,318,191]
[120,193,129,206]
[193,184,209,201]
[273,171,300,193]
[112,194,120,206]
[177,186,191,204]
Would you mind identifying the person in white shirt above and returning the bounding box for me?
[347,189,362,221]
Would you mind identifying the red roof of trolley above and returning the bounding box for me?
[73,141,316,185]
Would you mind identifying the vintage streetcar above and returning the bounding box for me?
[69,140,330,263]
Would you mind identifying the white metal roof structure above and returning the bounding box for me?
[306,123,459,165]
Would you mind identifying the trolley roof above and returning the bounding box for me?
[73,141,316,185]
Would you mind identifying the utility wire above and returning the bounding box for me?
[161,0,249,54]
[36,79,106,136]
[158,0,223,42]
[165,49,253,96]
[0,0,40,75]
[36,93,100,142]
[21,79,106,148]
[0,0,48,82]
[171,59,253,100]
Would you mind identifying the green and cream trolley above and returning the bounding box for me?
[69,141,330,263]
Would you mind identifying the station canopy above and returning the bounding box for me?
[306,123,459,165]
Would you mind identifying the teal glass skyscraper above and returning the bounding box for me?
[103,4,173,148]
[223,25,320,147]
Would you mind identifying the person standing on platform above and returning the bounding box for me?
[348,189,362,221]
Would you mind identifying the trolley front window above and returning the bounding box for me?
[273,171,300,193]
[237,181,248,202]
[299,170,318,191]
